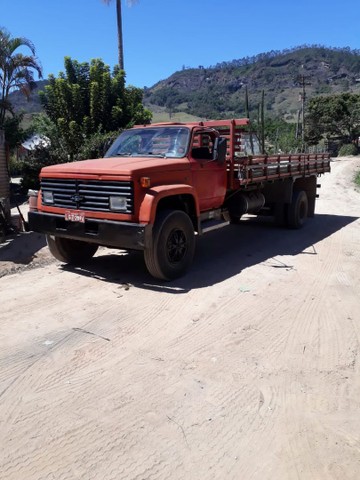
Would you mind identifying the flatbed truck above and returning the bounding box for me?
[28,119,331,280]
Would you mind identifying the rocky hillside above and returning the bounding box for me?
[144,46,360,121]
[9,80,48,114]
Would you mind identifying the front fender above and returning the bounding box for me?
[139,184,199,224]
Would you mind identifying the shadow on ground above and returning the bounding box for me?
[0,232,47,266]
[60,213,358,292]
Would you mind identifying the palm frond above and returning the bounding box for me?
[8,37,36,57]
[0,28,42,126]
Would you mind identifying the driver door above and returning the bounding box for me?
[190,130,227,211]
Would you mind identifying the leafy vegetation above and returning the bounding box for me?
[18,57,152,189]
[338,143,359,156]
[355,170,360,188]
[263,117,302,153]
[306,93,360,145]
[78,131,119,160]
[39,57,151,160]
[3,113,29,151]
[20,145,61,192]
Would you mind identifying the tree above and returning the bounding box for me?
[3,113,28,151]
[264,117,302,153]
[306,93,360,145]
[38,57,151,160]
[0,28,42,220]
[102,0,138,70]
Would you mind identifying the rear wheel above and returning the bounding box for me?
[287,190,308,229]
[144,210,195,281]
[273,202,287,227]
[46,235,98,264]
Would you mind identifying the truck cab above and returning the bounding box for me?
[29,122,229,280]
[104,123,228,212]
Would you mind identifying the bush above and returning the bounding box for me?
[20,146,66,192]
[18,131,121,192]
[338,143,358,156]
[8,155,24,176]
[355,170,360,188]
[77,131,120,160]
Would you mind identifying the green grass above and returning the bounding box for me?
[150,110,203,123]
[146,103,203,123]
[355,170,360,188]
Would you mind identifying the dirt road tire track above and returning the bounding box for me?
[0,157,359,479]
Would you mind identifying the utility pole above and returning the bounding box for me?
[297,66,311,151]
[300,73,306,149]
[261,89,265,154]
[245,85,254,154]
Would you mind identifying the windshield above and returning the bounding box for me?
[105,126,190,158]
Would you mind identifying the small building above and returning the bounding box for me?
[17,134,50,160]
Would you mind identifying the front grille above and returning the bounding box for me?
[41,178,134,214]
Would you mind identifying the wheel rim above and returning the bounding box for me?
[166,228,188,264]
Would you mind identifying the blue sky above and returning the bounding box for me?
[1,0,360,88]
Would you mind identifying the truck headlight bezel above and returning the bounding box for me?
[110,196,128,212]
[43,191,54,204]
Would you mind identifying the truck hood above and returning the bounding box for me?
[41,156,189,177]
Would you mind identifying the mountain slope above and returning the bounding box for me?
[9,80,48,114]
[144,45,360,120]
[8,46,360,123]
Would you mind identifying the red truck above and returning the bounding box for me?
[28,119,331,280]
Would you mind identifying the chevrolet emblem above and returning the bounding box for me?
[71,194,84,203]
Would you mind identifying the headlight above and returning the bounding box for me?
[43,191,54,204]
[110,196,128,211]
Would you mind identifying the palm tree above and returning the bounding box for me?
[0,28,42,221]
[102,0,138,71]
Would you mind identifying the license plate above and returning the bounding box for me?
[65,210,85,223]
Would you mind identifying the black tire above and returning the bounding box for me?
[144,210,195,281]
[287,190,308,229]
[229,214,242,225]
[46,235,98,264]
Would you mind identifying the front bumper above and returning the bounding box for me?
[28,211,151,251]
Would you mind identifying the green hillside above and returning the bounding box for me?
[9,46,360,123]
[144,45,360,121]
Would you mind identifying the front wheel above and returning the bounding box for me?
[46,235,98,264]
[229,214,242,225]
[144,210,195,281]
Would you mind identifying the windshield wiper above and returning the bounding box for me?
[136,152,166,158]
[115,151,166,158]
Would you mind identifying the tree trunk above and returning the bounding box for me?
[0,129,10,221]
[116,0,124,70]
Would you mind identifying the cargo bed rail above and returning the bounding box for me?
[230,153,331,187]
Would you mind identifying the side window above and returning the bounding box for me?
[191,132,215,160]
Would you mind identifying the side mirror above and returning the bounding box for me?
[213,137,227,164]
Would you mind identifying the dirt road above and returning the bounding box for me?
[0,157,359,480]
